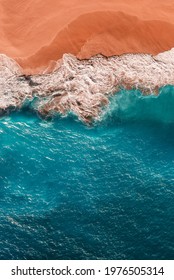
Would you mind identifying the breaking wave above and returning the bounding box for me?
[0,86,174,260]
[101,85,174,124]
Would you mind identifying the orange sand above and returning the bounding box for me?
[0,0,174,73]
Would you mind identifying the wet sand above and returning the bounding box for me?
[0,0,174,73]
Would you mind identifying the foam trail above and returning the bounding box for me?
[1,49,174,123]
[101,86,174,124]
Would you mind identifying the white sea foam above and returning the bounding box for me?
[1,49,174,122]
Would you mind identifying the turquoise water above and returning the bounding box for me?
[0,86,174,260]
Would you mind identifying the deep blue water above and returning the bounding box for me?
[0,86,174,260]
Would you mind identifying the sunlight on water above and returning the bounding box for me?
[0,86,174,260]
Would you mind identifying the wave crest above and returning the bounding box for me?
[101,85,174,124]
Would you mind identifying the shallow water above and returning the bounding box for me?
[0,86,174,259]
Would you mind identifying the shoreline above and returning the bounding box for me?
[1,1,174,73]
[1,48,174,123]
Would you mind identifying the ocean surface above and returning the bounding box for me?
[0,86,174,260]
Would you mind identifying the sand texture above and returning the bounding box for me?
[0,1,174,122]
[0,0,174,73]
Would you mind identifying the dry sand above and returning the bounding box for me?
[0,0,174,73]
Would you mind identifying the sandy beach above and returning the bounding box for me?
[0,0,174,73]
